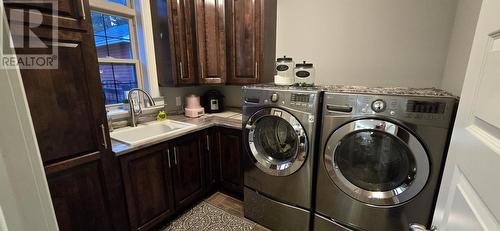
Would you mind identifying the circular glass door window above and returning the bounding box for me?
[246,108,308,176]
[253,116,298,163]
[335,130,416,191]
[324,119,430,206]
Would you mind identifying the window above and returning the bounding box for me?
[90,0,141,105]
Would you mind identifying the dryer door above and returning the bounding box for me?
[245,107,308,176]
[324,119,430,206]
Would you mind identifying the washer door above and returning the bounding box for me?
[245,108,308,176]
[324,119,430,206]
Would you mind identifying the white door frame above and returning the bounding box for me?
[432,0,500,230]
[0,3,59,230]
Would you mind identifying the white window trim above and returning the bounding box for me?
[133,0,160,97]
[89,0,160,99]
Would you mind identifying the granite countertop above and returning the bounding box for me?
[323,85,458,98]
[244,84,458,99]
[111,110,242,156]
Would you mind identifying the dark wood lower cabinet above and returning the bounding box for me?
[47,160,115,231]
[116,127,244,231]
[120,132,206,231]
[120,144,175,231]
[170,134,205,211]
[218,127,244,197]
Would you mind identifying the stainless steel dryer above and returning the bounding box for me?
[314,86,458,231]
[242,84,322,231]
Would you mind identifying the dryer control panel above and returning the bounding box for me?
[323,93,457,127]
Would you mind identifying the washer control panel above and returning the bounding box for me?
[323,93,457,126]
[243,88,319,113]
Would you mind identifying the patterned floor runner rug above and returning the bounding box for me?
[163,201,256,231]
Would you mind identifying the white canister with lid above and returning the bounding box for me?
[276,56,295,78]
[294,61,315,84]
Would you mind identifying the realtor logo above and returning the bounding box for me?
[1,0,58,69]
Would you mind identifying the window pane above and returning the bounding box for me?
[104,0,127,6]
[91,12,133,59]
[99,63,137,105]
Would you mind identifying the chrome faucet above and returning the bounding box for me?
[128,88,156,127]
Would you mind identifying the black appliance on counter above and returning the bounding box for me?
[202,90,224,113]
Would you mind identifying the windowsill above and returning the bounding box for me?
[106,102,166,121]
[108,108,129,116]
[107,105,130,121]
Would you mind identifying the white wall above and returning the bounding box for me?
[440,0,482,96]
[161,0,482,107]
[276,0,457,88]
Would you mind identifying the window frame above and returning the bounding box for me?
[90,0,144,106]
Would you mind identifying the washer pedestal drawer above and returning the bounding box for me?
[244,187,310,231]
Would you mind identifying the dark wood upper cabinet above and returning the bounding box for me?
[218,127,244,197]
[152,0,276,86]
[194,0,227,84]
[120,144,175,231]
[4,0,91,31]
[169,0,197,85]
[153,0,197,86]
[151,0,175,86]
[226,0,276,85]
[170,134,205,210]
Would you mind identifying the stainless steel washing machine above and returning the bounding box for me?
[314,87,458,231]
[242,84,323,231]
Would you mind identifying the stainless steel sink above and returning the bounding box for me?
[110,120,196,145]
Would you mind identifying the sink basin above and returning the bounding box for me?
[110,120,196,145]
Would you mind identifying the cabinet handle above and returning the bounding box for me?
[206,135,210,151]
[409,224,437,231]
[100,124,108,149]
[179,62,184,79]
[201,63,205,79]
[45,41,79,48]
[167,149,172,168]
[254,62,258,78]
[79,0,86,20]
[173,147,178,165]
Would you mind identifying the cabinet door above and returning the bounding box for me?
[204,129,220,194]
[151,0,175,86]
[168,0,197,85]
[195,0,226,84]
[46,161,114,231]
[218,127,243,196]
[4,0,90,31]
[120,145,175,231]
[15,33,106,164]
[226,0,276,85]
[226,0,262,84]
[171,134,205,210]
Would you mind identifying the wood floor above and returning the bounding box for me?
[205,192,270,231]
